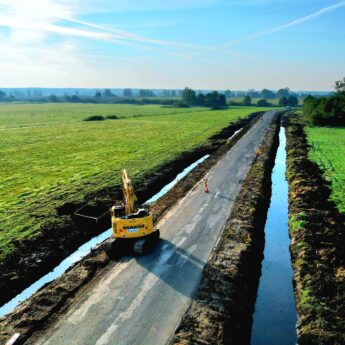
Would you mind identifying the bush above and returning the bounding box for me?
[257,99,272,107]
[83,115,105,121]
[303,95,345,126]
[160,99,175,106]
[279,97,289,106]
[173,101,190,108]
[106,115,119,120]
[228,101,240,106]
[242,96,252,105]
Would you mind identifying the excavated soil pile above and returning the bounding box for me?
[0,113,262,308]
[172,116,280,345]
[0,113,263,345]
[284,116,345,345]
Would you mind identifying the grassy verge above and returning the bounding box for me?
[306,126,345,213]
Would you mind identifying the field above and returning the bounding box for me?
[306,126,345,213]
[0,103,270,262]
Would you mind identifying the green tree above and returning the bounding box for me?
[243,95,252,105]
[204,91,226,109]
[197,93,205,106]
[261,89,275,99]
[257,99,271,107]
[287,95,298,107]
[335,77,345,96]
[182,87,197,105]
[247,89,260,98]
[0,90,6,100]
[224,89,232,98]
[139,89,155,97]
[103,89,114,97]
[277,88,290,98]
[49,94,59,102]
[279,97,288,106]
[123,88,132,97]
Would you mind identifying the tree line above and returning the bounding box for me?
[181,87,226,109]
[0,86,301,108]
[303,77,345,126]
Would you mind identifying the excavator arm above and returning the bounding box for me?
[122,169,137,215]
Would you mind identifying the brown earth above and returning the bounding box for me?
[284,115,345,345]
[171,114,280,344]
[0,112,264,345]
[0,112,262,308]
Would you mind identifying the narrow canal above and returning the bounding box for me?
[250,125,297,345]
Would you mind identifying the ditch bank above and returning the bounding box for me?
[0,112,264,344]
[172,114,280,344]
[284,115,345,344]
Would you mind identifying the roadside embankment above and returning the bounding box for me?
[0,112,264,345]
[172,115,280,344]
[284,115,345,344]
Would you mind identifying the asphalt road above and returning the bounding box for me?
[36,110,278,345]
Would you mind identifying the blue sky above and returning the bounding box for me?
[0,0,344,90]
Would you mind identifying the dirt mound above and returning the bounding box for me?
[284,116,345,344]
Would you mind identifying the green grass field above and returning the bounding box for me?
[0,103,270,261]
[306,127,345,213]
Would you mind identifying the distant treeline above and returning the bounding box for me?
[0,86,313,106]
[303,77,345,126]
[228,94,298,107]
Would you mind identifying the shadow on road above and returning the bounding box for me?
[134,239,206,298]
[214,193,235,201]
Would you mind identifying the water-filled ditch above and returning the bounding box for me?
[250,126,297,345]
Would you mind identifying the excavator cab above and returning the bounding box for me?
[112,205,126,218]
[107,170,160,256]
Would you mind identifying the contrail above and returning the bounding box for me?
[65,18,209,51]
[184,0,345,60]
[219,0,345,50]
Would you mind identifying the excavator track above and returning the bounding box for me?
[133,230,160,255]
[105,230,160,258]
[104,238,128,259]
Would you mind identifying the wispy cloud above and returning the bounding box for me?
[0,0,215,86]
[84,0,222,13]
[0,0,208,52]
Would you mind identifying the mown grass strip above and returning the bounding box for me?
[306,126,345,213]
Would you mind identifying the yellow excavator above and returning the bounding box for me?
[107,169,160,256]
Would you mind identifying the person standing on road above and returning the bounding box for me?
[204,178,209,193]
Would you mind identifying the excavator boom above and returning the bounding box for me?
[122,169,137,215]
